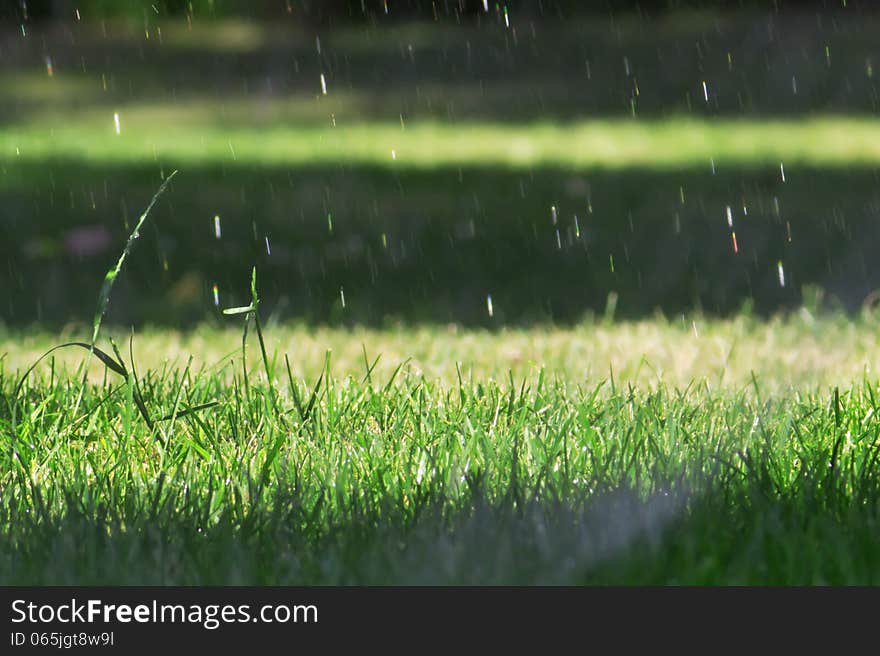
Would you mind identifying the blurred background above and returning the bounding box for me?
[2,0,880,328]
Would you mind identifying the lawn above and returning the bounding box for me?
[5,14,880,585]
[5,313,880,584]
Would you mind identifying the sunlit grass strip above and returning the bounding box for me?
[4,312,880,393]
[3,117,880,169]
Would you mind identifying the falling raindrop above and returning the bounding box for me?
[340,287,346,308]
[320,73,327,95]
[777,261,786,287]
[780,162,786,182]
[725,205,733,227]
[486,294,494,318]
[213,215,221,239]
[732,232,739,254]
[702,80,709,102]
[113,112,121,135]
[551,205,558,225]
[264,236,271,255]
[45,57,54,77]
[212,284,220,307]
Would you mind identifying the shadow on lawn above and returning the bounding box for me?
[2,159,880,327]
[4,13,880,126]
[3,478,879,584]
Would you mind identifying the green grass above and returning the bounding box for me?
[7,16,880,585]
[5,310,880,584]
[7,116,880,169]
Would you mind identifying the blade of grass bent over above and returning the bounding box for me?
[71,171,178,427]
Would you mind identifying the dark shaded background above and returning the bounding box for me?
[3,0,878,23]
[2,3,880,328]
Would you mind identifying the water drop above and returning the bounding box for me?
[113,112,121,135]
[213,215,221,239]
[486,294,494,318]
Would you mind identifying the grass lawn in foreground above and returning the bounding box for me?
[4,313,880,584]
[5,15,880,585]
